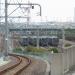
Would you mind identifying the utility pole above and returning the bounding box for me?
[62,25,65,52]
[4,0,8,56]
[27,1,30,46]
[0,0,1,24]
[36,25,40,48]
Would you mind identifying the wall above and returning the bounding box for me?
[48,46,75,75]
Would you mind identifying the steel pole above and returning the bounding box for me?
[4,0,8,56]
[62,25,65,52]
[36,26,40,48]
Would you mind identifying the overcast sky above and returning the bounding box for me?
[30,0,75,22]
[1,0,75,22]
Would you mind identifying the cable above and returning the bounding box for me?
[9,0,12,3]
[16,0,29,23]
[8,6,20,16]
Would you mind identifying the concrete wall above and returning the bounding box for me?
[49,53,63,75]
[48,46,75,75]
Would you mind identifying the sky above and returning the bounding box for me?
[30,0,75,22]
[1,0,75,22]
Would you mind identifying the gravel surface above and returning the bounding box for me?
[19,57,47,75]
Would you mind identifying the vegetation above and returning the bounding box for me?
[48,47,58,53]
[26,46,59,53]
[13,46,59,54]
[65,43,71,47]
[13,47,22,53]
[26,46,45,53]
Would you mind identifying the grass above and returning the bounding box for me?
[26,46,46,53]
[13,46,59,54]
[26,46,59,53]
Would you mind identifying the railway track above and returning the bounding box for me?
[0,54,31,75]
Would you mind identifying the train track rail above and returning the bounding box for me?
[0,54,31,75]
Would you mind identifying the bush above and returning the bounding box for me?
[65,43,71,47]
[13,47,22,53]
[48,47,58,53]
